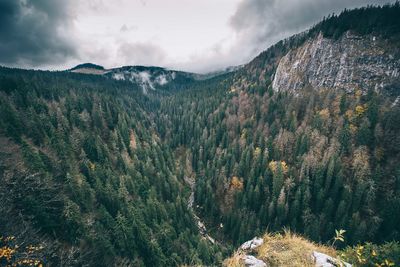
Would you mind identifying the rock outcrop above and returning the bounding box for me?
[242,255,267,267]
[272,32,400,93]
[312,251,352,267]
[238,237,267,267]
[239,237,264,251]
[224,232,355,267]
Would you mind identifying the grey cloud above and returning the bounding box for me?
[0,0,77,67]
[120,24,138,33]
[229,0,395,65]
[0,0,393,72]
[176,0,392,73]
[117,42,167,66]
[120,24,129,32]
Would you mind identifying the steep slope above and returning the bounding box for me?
[272,32,399,93]
[156,4,400,251]
[236,3,400,96]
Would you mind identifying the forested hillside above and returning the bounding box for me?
[0,69,223,266]
[160,74,400,246]
[156,4,400,248]
[0,3,400,267]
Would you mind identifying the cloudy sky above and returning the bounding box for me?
[0,0,393,73]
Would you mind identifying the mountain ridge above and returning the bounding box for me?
[233,3,400,97]
[0,3,399,267]
[68,63,241,93]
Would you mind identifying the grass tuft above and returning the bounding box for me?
[224,229,336,267]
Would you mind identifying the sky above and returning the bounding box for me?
[0,0,394,73]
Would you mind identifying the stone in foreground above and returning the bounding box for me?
[240,237,264,251]
[242,255,267,267]
[312,251,352,267]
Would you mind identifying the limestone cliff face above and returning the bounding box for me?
[272,32,400,93]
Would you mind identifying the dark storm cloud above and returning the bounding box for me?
[0,0,76,67]
[229,0,395,63]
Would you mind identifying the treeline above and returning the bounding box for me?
[313,2,400,39]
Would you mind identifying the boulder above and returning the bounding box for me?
[242,255,267,267]
[312,251,352,267]
[240,237,264,251]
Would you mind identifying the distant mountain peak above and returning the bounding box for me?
[69,63,107,75]
[70,63,105,71]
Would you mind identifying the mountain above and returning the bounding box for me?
[105,65,197,93]
[70,63,105,71]
[1,3,400,267]
[238,3,400,96]
[191,65,244,81]
[69,63,197,93]
[69,64,242,93]
[70,63,107,75]
[272,31,399,94]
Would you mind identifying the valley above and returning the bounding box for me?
[0,3,400,267]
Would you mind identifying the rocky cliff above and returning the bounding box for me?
[272,32,400,93]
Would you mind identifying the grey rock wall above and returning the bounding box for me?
[272,32,400,93]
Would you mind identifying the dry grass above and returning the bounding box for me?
[223,252,245,267]
[224,229,337,267]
